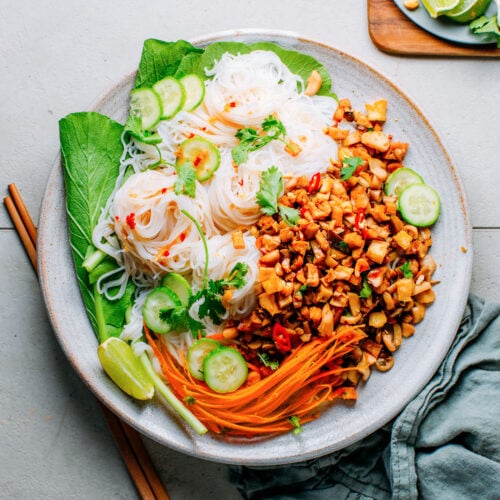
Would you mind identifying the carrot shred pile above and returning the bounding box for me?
[145,325,365,437]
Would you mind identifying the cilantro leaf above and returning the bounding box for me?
[235,127,260,143]
[470,15,500,47]
[288,415,303,435]
[278,204,299,226]
[196,263,249,325]
[174,163,197,197]
[257,352,280,370]
[197,280,227,324]
[231,145,249,166]
[184,395,196,405]
[232,117,287,165]
[331,240,349,253]
[159,304,205,336]
[256,165,282,215]
[262,115,287,138]
[220,262,249,288]
[340,156,364,181]
[359,278,372,299]
[399,261,414,279]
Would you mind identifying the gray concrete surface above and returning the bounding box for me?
[1,1,500,498]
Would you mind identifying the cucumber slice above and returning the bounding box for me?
[203,347,248,393]
[129,88,163,130]
[398,184,441,227]
[179,74,205,111]
[161,272,192,306]
[176,136,221,181]
[153,77,185,119]
[142,287,182,334]
[385,167,424,197]
[187,338,221,381]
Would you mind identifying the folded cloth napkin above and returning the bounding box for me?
[230,295,500,499]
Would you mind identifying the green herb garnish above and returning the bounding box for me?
[196,263,249,325]
[399,261,414,279]
[232,116,287,165]
[288,415,303,435]
[181,209,249,326]
[257,352,280,370]
[256,165,299,226]
[331,240,349,253]
[359,278,372,299]
[470,15,500,48]
[340,156,364,181]
[174,162,197,197]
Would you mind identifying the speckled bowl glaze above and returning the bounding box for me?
[38,30,472,466]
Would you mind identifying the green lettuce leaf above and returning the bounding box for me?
[134,39,204,89]
[60,112,134,342]
[135,39,335,97]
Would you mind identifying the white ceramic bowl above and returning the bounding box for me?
[38,30,472,466]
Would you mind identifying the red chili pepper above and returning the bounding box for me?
[125,212,136,229]
[179,232,186,242]
[163,250,170,257]
[354,208,368,239]
[114,215,120,222]
[272,323,291,353]
[193,154,203,167]
[308,172,321,193]
[161,187,167,194]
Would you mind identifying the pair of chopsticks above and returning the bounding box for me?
[4,183,169,500]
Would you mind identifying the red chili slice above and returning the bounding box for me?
[308,172,321,193]
[272,323,292,353]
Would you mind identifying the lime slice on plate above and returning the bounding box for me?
[97,337,154,400]
[444,0,493,22]
[421,0,460,17]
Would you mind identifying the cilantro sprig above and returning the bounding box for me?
[180,209,249,327]
[195,262,249,325]
[258,352,280,370]
[340,156,364,181]
[256,166,299,226]
[174,163,197,197]
[470,14,500,48]
[232,115,288,165]
[399,261,414,279]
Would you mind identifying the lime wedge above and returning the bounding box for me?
[445,0,492,22]
[98,337,154,400]
[421,0,460,17]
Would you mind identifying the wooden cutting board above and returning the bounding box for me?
[368,0,500,57]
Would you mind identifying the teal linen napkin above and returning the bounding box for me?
[230,295,500,499]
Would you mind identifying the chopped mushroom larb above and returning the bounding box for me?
[227,97,438,389]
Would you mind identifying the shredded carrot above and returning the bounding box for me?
[144,325,365,437]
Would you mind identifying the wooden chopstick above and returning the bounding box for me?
[8,183,38,246]
[3,184,169,500]
[4,195,37,271]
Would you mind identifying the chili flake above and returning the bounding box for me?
[125,212,136,229]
